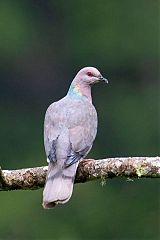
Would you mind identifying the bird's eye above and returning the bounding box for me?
[87,71,93,77]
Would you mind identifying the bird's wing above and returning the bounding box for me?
[65,145,91,168]
[64,123,94,167]
[64,101,97,168]
[44,103,60,162]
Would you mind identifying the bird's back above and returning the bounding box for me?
[44,95,97,161]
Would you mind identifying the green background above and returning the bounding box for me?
[0,0,159,239]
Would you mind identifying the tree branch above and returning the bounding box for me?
[0,157,159,191]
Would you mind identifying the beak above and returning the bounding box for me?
[98,76,109,84]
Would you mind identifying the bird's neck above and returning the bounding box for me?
[67,82,92,103]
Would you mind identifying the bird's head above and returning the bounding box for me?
[68,67,108,100]
[74,67,108,86]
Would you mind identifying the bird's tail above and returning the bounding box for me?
[42,161,78,209]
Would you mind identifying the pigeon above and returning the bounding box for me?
[43,66,108,208]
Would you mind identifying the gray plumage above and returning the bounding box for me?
[43,67,108,208]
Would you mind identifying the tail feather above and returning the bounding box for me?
[43,161,78,209]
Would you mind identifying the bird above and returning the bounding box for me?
[43,66,108,209]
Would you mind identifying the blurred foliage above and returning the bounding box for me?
[0,0,159,239]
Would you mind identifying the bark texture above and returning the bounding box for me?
[0,157,159,191]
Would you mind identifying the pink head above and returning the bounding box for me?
[68,67,108,102]
[73,66,108,85]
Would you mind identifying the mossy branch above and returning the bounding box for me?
[0,156,159,191]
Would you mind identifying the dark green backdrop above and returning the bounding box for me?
[0,1,159,239]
